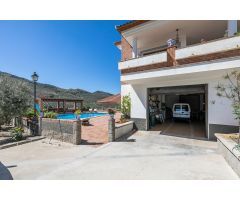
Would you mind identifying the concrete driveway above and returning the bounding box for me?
[0,132,238,180]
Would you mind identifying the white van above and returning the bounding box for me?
[172,103,191,121]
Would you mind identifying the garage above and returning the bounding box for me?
[148,84,207,139]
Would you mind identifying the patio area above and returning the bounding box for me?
[81,112,121,146]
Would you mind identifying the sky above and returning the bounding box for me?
[0,20,128,94]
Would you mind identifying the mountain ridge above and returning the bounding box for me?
[0,71,114,108]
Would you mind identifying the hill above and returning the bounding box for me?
[0,71,113,108]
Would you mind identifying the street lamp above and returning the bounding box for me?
[31,72,39,135]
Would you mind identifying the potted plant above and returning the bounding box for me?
[74,109,81,120]
[107,108,115,118]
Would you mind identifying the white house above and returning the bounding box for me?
[115,20,240,140]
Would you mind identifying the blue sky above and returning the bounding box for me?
[0,20,128,94]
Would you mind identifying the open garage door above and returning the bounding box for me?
[148,84,207,139]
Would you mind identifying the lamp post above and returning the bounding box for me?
[31,72,39,135]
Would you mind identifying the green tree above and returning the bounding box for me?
[121,94,131,119]
[0,77,30,129]
[216,70,240,144]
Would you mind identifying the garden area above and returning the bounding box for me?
[0,75,133,148]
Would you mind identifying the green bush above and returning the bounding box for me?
[44,111,57,119]
[74,109,81,115]
[121,94,131,119]
[107,108,115,115]
[234,32,240,36]
[0,77,30,126]
[24,108,37,119]
[11,127,24,141]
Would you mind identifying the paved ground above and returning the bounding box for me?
[0,132,238,180]
[81,113,121,145]
[150,120,206,139]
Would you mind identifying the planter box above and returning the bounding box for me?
[115,121,134,140]
[215,133,240,177]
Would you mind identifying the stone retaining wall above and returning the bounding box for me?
[40,118,81,145]
[22,117,31,135]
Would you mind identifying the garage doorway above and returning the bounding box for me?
[147,84,207,139]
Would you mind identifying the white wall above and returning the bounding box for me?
[208,78,238,126]
[121,67,240,138]
[121,84,147,119]
[176,36,240,59]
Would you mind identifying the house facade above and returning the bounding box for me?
[115,20,240,140]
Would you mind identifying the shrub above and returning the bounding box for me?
[234,32,240,36]
[11,127,24,141]
[121,94,131,119]
[0,77,30,127]
[74,109,81,115]
[44,111,57,119]
[24,108,39,119]
[107,108,115,115]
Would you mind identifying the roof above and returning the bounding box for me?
[97,94,121,104]
[116,20,150,32]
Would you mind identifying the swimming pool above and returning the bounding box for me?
[57,112,108,120]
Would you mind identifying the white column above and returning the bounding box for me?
[228,20,238,37]
[132,38,138,58]
[179,32,187,48]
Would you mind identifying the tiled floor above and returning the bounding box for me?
[150,120,206,139]
[81,112,121,146]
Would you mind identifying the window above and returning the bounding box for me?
[182,105,189,111]
[174,105,181,111]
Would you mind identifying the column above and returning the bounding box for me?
[63,100,65,112]
[57,101,60,112]
[108,115,115,142]
[179,32,187,48]
[73,120,81,145]
[228,20,238,37]
[132,38,138,58]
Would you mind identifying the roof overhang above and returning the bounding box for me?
[114,41,122,50]
[116,20,150,33]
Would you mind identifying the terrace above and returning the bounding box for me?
[117,20,240,74]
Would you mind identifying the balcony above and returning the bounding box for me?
[119,36,240,74]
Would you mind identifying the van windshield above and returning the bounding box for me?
[174,105,181,111]
[182,105,189,111]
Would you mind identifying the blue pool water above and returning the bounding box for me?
[57,112,108,120]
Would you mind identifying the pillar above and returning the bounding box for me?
[38,116,42,136]
[57,101,60,112]
[179,32,187,48]
[73,120,81,145]
[108,115,115,142]
[167,46,177,67]
[132,38,138,58]
[228,20,238,36]
[63,100,65,112]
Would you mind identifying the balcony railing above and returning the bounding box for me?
[119,36,240,73]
